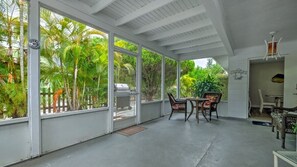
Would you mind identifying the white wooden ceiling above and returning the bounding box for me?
[59,0,233,60]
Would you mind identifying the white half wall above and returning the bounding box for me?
[218,101,228,117]
[41,110,108,153]
[0,120,30,166]
[141,101,162,123]
[164,100,171,115]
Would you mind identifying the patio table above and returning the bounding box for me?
[265,94,283,107]
[273,151,297,167]
[186,98,209,123]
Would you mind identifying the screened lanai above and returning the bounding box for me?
[1,0,297,166]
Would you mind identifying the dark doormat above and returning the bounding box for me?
[117,126,146,136]
[252,121,272,127]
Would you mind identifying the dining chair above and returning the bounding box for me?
[258,89,276,114]
[201,92,222,121]
[167,93,187,121]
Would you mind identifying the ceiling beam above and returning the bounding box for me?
[147,19,212,41]
[90,0,117,14]
[200,0,234,56]
[159,29,217,46]
[116,0,176,26]
[134,5,205,34]
[167,35,221,50]
[178,47,227,60]
[174,42,224,54]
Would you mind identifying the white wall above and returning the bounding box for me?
[141,102,162,123]
[249,61,284,106]
[41,110,108,153]
[228,40,297,118]
[284,52,297,107]
[0,120,30,166]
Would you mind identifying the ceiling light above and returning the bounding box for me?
[264,31,282,60]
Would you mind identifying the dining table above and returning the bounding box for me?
[265,94,283,107]
[186,97,209,123]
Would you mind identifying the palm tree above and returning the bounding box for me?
[40,9,109,110]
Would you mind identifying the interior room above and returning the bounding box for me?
[1,0,297,166]
[249,58,285,121]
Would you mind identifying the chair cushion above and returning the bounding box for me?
[172,104,185,110]
[202,95,219,108]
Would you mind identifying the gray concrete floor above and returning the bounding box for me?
[10,114,296,167]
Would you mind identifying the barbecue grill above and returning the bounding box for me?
[114,83,132,110]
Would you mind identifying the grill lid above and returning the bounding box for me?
[114,83,130,92]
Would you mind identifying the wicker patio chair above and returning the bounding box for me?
[201,92,222,121]
[271,106,297,148]
[167,93,187,121]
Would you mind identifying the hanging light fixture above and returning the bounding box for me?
[264,31,282,60]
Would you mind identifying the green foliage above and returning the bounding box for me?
[39,8,109,110]
[0,0,28,118]
[141,48,162,101]
[180,74,195,97]
[193,74,222,97]
[165,57,177,97]
[180,59,228,99]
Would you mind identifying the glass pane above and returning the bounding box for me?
[0,0,28,120]
[141,48,162,102]
[180,58,228,99]
[114,37,138,53]
[165,57,177,99]
[114,52,136,120]
[40,8,108,114]
[180,60,196,98]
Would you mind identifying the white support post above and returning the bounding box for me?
[136,45,142,124]
[107,32,115,133]
[177,61,181,98]
[161,55,165,116]
[28,0,41,157]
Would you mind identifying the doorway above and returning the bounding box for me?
[248,58,284,121]
[113,51,139,130]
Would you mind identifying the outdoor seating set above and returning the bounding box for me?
[167,92,222,122]
[272,107,297,167]
[271,106,297,149]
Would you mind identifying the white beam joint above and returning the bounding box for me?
[90,0,117,14]
[134,5,206,34]
[167,35,221,51]
[160,29,217,46]
[116,0,176,26]
[201,0,234,56]
[174,42,224,54]
[148,19,212,41]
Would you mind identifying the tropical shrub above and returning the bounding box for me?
[193,74,222,97]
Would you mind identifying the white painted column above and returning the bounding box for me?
[136,45,142,124]
[107,32,114,133]
[28,0,41,157]
[161,55,165,116]
[177,61,181,98]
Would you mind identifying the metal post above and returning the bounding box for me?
[28,0,41,157]
[161,55,165,116]
[177,61,181,98]
[136,45,142,124]
[107,32,114,133]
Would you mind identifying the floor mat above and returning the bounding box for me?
[252,121,272,127]
[117,126,146,136]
